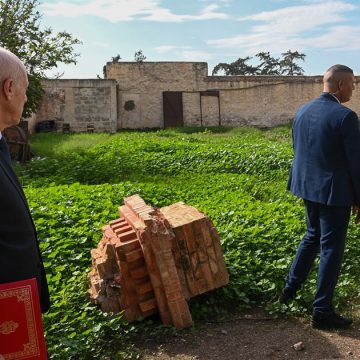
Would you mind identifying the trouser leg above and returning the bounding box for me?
[285,200,320,293]
[313,204,350,314]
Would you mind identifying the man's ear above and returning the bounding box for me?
[2,78,15,100]
[338,79,344,91]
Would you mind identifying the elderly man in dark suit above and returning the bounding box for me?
[0,47,50,313]
[280,64,360,329]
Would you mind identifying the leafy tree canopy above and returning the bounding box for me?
[134,49,146,62]
[212,50,306,76]
[279,50,306,76]
[0,0,81,117]
[212,56,258,76]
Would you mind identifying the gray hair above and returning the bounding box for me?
[0,47,27,84]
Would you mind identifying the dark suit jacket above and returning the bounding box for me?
[288,92,360,207]
[0,144,50,312]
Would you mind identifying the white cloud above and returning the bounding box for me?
[239,1,354,34]
[42,0,229,23]
[199,0,232,4]
[302,26,360,51]
[180,50,213,61]
[207,1,359,53]
[155,45,212,61]
[155,45,191,53]
[144,4,228,22]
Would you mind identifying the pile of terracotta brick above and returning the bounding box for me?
[88,195,229,329]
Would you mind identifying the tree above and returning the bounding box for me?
[212,50,306,76]
[111,54,121,63]
[279,50,306,75]
[0,0,81,117]
[255,52,280,75]
[212,56,258,75]
[134,49,146,62]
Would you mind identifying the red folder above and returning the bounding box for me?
[0,278,47,359]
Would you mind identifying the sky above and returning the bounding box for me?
[39,0,360,78]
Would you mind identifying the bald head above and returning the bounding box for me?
[0,47,28,131]
[323,64,355,103]
[0,47,26,85]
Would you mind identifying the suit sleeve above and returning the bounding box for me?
[341,111,360,206]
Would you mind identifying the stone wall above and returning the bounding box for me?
[28,79,117,133]
[29,62,360,131]
[104,62,360,129]
[204,77,324,128]
[104,62,207,129]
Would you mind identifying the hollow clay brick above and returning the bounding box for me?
[88,195,229,329]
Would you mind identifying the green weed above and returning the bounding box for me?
[16,126,360,359]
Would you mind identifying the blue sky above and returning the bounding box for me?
[40,0,360,78]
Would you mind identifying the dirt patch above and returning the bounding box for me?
[137,311,360,360]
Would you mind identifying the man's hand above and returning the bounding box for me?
[352,206,360,224]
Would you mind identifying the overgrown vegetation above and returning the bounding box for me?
[18,127,360,359]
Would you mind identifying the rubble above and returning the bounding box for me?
[88,195,229,329]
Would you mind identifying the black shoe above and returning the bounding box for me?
[278,288,295,305]
[311,312,352,330]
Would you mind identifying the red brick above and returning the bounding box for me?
[206,246,219,274]
[120,205,140,225]
[139,298,157,312]
[117,229,137,242]
[109,218,125,227]
[190,253,202,280]
[147,265,162,288]
[124,307,139,322]
[200,220,213,247]
[137,290,155,303]
[96,260,110,278]
[88,194,229,330]
[103,226,115,239]
[105,243,115,259]
[127,258,146,273]
[135,282,153,295]
[178,300,193,327]
[141,308,158,317]
[130,266,148,280]
[113,224,132,233]
[115,239,140,255]
[125,248,144,263]
[183,223,197,254]
[124,194,146,208]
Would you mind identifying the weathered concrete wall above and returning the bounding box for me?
[28,79,117,133]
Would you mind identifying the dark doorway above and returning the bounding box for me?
[163,92,184,128]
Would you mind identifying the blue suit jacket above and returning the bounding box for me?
[288,92,360,207]
[0,140,50,312]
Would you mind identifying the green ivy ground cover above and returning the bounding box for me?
[16,127,360,359]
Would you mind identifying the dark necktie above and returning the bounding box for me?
[0,136,12,166]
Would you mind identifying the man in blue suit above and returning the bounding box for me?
[280,64,360,329]
[0,47,50,313]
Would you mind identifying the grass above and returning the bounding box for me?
[15,125,360,359]
[30,132,113,157]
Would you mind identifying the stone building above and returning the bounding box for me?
[28,62,360,133]
[28,79,117,133]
